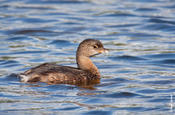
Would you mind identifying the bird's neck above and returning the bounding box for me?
[76,55,100,77]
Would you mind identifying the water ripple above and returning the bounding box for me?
[0,0,175,114]
[109,55,146,61]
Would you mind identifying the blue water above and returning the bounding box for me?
[0,0,175,114]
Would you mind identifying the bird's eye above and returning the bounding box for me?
[93,45,98,49]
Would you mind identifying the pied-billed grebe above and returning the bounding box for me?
[19,39,108,85]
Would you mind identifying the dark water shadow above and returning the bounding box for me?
[109,55,147,62]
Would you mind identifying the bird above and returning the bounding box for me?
[18,39,108,85]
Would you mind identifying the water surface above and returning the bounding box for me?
[0,0,175,114]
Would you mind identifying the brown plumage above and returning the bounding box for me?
[19,39,108,85]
